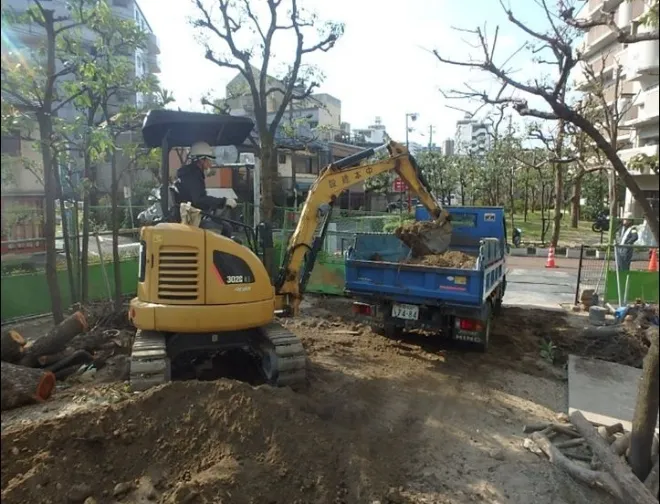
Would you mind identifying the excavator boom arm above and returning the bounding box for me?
[275,141,449,314]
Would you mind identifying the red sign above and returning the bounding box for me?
[392,177,407,193]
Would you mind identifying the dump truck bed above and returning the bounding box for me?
[345,207,507,308]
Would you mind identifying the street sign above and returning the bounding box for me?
[123,186,132,199]
[392,177,407,193]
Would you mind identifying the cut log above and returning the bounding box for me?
[647,461,660,500]
[629,326,659,481]
[530,431,623,499]
[1,330,26,363]
[37,347,75,367]
[611,433,631,457]
[555,438,586,449]
[46,349,93,373]
[54,364,85,381]
[644,456,659,498]
[523,422,581,438]
[1,361,56,411]
[570,410,658,504]
[19,311,88,367]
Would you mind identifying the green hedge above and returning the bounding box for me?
[1,253,346,321]
[1,260,139,321]
[604,271,659,304]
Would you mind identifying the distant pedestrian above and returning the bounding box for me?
[616,212,639,271]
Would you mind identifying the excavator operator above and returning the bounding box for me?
[173,141,237,237]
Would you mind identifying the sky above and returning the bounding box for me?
[136,0,569,146]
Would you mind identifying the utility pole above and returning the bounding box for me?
[428,125,435,150]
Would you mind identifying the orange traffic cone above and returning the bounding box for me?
[649,248,659,272]
[545,247,558,269]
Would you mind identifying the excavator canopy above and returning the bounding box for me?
[141,109,255,148]
[141,109,255,216]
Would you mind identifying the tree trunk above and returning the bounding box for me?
[551,162,564,247]
[53,154,78,303]
[562,105,660,244]
[524,169,529,222]
[571,171,583,229]
[1,362,56,411]
[550,119,566,247]
[110,148,122,310]
[629,327,660,481]
[81,193,90,303]
[260,140,277,222]
[37,114,63,324]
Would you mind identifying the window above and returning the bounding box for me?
[278,154,286,164]
[1,133,21,156]
[644,190,660,219]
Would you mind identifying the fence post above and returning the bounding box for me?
[575,245,584,305]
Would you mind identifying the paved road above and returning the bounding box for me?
[503,256,578,309]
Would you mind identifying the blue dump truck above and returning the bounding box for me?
[345,206,507,350]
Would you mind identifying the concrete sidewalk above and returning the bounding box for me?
[504,268,577,309]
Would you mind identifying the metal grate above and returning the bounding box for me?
[158,247,199,301]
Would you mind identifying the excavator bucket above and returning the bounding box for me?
[394,217,453,257]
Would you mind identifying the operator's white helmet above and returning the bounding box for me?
[190,141,214,159]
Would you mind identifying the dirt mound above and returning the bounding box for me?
[403,251,476,269]
[491,307,651,369]
[1,380,405,504]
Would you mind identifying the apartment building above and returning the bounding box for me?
[580,0,659,219]
[224,71,371,208]
[455,114,492,156]
[1,0,161,255]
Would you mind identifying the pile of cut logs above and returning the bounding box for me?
[523,411,659,503]
[1,310,132,412]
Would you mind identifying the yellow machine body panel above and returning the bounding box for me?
[130,223,275,333]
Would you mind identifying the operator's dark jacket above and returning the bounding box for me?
[174,163,228,213]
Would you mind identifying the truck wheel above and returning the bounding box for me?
[477,303,493,353]
[492,278,506,316]
[373,323,403,339]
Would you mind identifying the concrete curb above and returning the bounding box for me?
[509,247,649,261]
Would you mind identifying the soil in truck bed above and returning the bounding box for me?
[403,251,477,269]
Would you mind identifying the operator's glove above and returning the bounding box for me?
[225,197,237,209]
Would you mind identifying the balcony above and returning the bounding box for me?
[623,86,660,126]
[619,144,659,174]
[146,54,161,73]
[626,37,660,79]
[146,32,160,55]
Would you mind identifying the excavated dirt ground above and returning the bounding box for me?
[1,299,627,504]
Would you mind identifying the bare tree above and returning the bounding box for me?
[433,0,659,243]
[1,0,96,323]
[191,0,344,221]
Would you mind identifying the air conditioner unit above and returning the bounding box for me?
[240,153,255,165]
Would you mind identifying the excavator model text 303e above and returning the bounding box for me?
[128,109,452,391]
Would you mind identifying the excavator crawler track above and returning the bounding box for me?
[253,322,307,389]
[129,323,306,392]
[130,330,170,392]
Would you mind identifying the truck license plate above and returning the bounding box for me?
[392,303,419,320]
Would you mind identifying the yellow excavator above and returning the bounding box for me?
[128,109,452,391]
